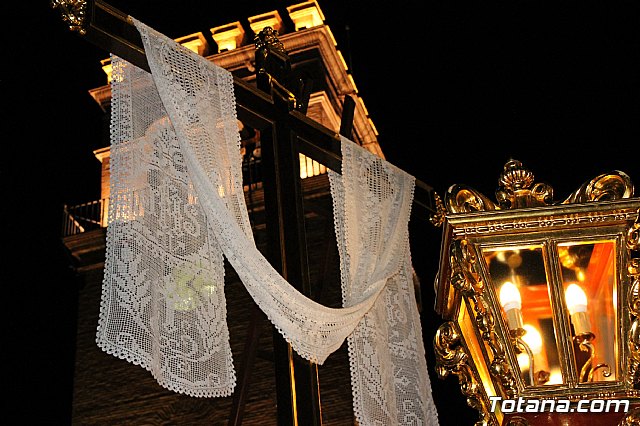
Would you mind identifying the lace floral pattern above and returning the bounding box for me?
[329,137,439,425]
[96,18,439,424]
[97,59,234,397]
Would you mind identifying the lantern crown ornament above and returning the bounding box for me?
[433,160,640,426]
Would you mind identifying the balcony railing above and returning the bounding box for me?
[62,198,108,237]
[62,154,327,238]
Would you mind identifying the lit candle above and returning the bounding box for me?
[565,283,591,336]
[499,281,524,332]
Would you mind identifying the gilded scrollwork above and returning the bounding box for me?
[434,321,469,377]
[446,160,634,214]
[447,184,497,214]
[496,159,553,209]
[628,211,640,388]
[429,191,446,228]
[450,239,518,399]
[506,417,529,426]
[528,182,554,207]
[445,160,557,213]
[51,0,88,35]
[619,407,640,426]
[434,321,495,426]
[563,170,634,204]
[450,239,482,296]
[629,210,640,252]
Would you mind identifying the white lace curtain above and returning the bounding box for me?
[96,18,438,425]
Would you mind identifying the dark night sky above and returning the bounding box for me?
[3,1,639,424]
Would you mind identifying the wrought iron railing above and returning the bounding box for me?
[62,198,108,237]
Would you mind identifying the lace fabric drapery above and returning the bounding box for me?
[96,55,236,397]
[96,18,438,424]
[329,137,439,425]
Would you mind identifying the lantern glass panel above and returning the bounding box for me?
[484,245,565,386]
[559,240,618,382]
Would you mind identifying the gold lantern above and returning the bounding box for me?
[433,160,640,426]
